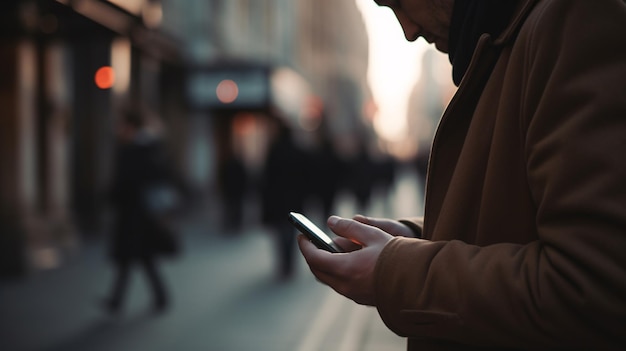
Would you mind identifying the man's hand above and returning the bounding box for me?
[353,215,416,238]
[297,215,393,306]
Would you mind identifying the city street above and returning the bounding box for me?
[0,166,423,351]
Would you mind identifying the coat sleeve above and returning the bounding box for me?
[375,0,626,349]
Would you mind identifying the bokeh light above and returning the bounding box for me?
[216,79,239,104]
[94,66,115,90]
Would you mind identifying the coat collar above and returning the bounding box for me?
[493,0,541,46]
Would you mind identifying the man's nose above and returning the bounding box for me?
[393,10,420,41]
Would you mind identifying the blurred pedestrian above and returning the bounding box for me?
[310,133,343,219]
[260,120,308,280]
[103,106,175,314]
[350,142,374,213]
[298,0,626,349]
[220,152,248,234]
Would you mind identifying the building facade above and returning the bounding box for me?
[0,0,186,277]
[0,0,371,277]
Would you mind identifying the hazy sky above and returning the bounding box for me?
[355,0,429,142]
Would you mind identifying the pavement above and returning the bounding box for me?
[0,166,423,351]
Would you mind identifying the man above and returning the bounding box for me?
[298,0,626,349]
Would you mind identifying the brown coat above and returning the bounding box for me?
[375,0,626,349]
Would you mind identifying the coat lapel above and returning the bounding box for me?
[422,0,540,239]
[423,35,501,239]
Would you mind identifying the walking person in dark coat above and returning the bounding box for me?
[311,135,342,220]
[261,121,308,279]
[103,108,171,314]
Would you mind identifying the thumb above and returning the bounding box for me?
[353,214,415,238]
[327,215,389,246]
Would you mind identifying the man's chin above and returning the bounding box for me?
[433,41,449,54]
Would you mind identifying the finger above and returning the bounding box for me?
[297,235,344,275]
[354,215,408,237]
[327,215,386,246]
[297,235,352,295]
[333,237,362,252]
[353,215,390,231]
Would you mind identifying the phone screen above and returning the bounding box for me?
[288,212,343,253]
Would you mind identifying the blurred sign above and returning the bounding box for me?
[188,68,269,109]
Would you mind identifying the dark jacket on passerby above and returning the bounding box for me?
[109,133,170,262]
[375,0,626,349]
[261,127,308,226]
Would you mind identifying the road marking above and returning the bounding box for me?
[338,304,372,351]
[296,289,345,351]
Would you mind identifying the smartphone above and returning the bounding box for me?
[288,212,343,253]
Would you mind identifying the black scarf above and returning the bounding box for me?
[448,0,519,86]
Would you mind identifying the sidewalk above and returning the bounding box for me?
[294,282,406,351]
[0,230,406,351]
[0,166,420,351]
[362,313,406,351]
